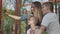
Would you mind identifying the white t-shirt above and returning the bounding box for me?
[41,13,60,34]
[27,26,39,34]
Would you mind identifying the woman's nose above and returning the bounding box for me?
[31,8,35,11]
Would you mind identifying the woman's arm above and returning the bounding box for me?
[5,11,21,20]
[5,9,28,21]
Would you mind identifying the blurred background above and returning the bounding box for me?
[0,0,60,34]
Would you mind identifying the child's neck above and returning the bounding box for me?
[31,25,37,30]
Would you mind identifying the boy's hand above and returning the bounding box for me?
[36,31,41,34]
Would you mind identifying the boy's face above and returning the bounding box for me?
[42,5,49,15]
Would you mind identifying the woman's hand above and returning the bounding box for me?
[4,9,21,20]
[4,9,9,15]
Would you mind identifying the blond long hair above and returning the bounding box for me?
[32,1,43,26]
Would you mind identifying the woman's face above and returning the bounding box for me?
[31,4,35,12]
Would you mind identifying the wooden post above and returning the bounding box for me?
[0,0,2,31]
[0,0,3,34]
[15,0,19,34]
[18,0,22,34]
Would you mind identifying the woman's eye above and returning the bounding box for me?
[31,6,34,8]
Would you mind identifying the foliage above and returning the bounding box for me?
[2,5,26,34]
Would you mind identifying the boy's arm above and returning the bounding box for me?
[36,14,50,34]
[36,25,46,34]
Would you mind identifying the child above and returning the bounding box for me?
[27,16,40,34]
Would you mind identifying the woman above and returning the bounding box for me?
[5,1,43,22]
[27,1,43,34]
[31,1,43,26]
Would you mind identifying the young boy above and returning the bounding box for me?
[36,2,60,34]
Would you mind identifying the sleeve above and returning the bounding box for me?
[41,14,52,27]
[20,15,28,21]
[20,13,33,21]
